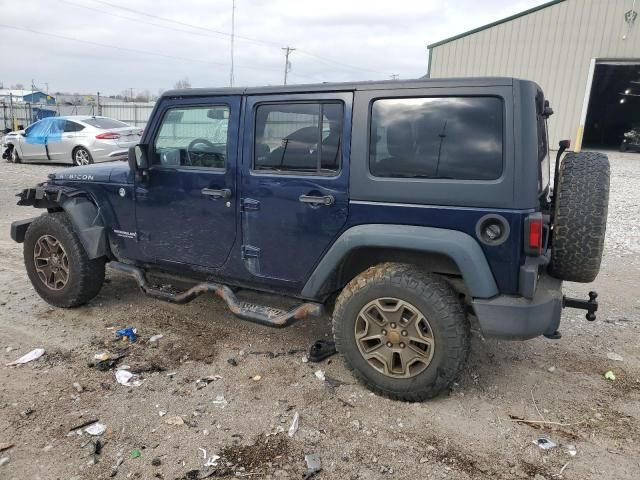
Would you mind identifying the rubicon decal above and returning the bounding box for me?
[58,174,95,181]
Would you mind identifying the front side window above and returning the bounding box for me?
[369,96,503,180]
[254,102,343,174]
[153,105,229,168]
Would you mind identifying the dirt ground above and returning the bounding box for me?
[0,152,639,480]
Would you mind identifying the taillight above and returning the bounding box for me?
[95,132,120,139]
[524,213,545,256]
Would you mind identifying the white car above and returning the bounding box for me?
[3,116,141,165]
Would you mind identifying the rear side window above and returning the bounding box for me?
[369,97,503,180]
[64,121,85,132]
[254,102,343,175]
[84,117,129,129]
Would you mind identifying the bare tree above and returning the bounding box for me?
[134,89,151,102]
[173,77,191,89]
[11,83,25,90]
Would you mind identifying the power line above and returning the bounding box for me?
[87,0,392,77]
[0,23,314,79]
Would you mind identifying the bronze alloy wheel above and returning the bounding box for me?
[33,234,70,290]
[355,297,435,378]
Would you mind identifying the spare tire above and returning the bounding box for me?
[549,151,610,283]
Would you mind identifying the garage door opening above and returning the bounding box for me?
[583,62,640,150]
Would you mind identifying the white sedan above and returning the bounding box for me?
[3,116,141,165]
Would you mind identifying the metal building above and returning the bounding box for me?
[427,0,640,151]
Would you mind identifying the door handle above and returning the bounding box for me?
[299,194,335,206]
[201,188,232,200]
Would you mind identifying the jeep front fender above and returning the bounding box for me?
[301,224,498,299]
[14,185,108,259]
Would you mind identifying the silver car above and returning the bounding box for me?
[3,116,141,165]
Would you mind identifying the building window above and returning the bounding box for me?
[254,102,343,175]
[369,96,503,180]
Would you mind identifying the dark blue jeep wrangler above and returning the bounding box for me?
[10,78,610,401]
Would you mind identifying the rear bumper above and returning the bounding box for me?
[472,273,563,340]
[10,217,37,243]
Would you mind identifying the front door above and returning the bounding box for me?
[134,97,240,269]
[240,93,351,284]
[20,118,51,161]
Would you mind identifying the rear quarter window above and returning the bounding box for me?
[83,117,129,129]
[369,96,503,180]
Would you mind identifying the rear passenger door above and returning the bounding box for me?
[240,93,352,284]
[48,119,84,162]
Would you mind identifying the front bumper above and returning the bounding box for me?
[472,273,563,340]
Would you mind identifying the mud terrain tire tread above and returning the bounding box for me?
[332,263,470,401]
[24,212,105,308]
[550,151,610,283]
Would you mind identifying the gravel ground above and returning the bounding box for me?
[0,151,639,480]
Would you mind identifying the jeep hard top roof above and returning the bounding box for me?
[162,77,520,98]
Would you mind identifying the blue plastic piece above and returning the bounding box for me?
[115,327,137,342]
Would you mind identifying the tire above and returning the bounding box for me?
[24,212,105,308]
[73,146,93,166]
[549,151,610,283]
[619,142,628,152]
[332,263,470,401]
[11,146,21,163]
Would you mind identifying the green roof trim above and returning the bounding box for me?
[427,0,566,50]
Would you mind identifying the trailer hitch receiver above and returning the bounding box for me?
[563,291,598,321]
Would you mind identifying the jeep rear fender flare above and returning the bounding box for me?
[301,224,498,299]
[17,186,108,260]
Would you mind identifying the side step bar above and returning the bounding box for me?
[108,262,323,328]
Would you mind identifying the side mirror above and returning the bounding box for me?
[18,130,26,137]
[128,144,149,173]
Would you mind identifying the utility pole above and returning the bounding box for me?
[282,46,296,85]
[129,87,134,101]
[230,0,235,87]
[390,74,399,80]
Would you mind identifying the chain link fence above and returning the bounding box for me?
[1,100,155,131]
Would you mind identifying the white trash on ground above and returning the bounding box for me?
[84,423,107,436]
[288,411,300,437]
[6,348,45,366]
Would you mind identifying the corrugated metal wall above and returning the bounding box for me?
[428,0,640,147]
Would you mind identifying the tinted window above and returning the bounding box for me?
[84,117,129,129]
[369,97,503,180]
[153,105,229,168]
[64,120,85,132]
[254,102,343,174]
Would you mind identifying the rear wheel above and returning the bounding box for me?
[24,212,105,308]
[550,151,610,283]
[333,263,470,401]
[73,147,93,166]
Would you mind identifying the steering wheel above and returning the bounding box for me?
[187,138,223,167]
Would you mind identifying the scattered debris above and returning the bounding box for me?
[302,355,309,363]
[314,370,326,381]
[6,348,45,366]
[267,426,285,436]
[0,457,9,467]
[534,437,557,450]
[115,328,137,342]
[204,454,220,467]
[212,395,228,407]
[604,370,616,381]
[303,453,322,479]
[252,375,262,381]
[0,443,14,452]
[308,340,336,362]
[90,350,129,371]
[607,352,624,362]
[195,375,222,389]
[547,366,556,373]
[151,457,161,466]
[165,415,185,426]
[227,358,238,367]
[69,418,100,432]
[130,449,141,459]
[288,411,300,437]
[149,334,163,343]
[73,382,83,393]
[115,369,143,387]
[325,375,346,392]
[249,348,305,359]
[85,423,107,436]
[566,445,577,457]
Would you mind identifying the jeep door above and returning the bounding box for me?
[134,97,240,268]
[240,93,351,284]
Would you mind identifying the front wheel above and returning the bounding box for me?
[332,263,470,401]
[11,146,21,163]
[24,212,105,308]
[73,146,93,166]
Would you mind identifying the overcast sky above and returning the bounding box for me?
[1,0,549,95]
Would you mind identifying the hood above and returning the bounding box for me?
[50,161,132,184]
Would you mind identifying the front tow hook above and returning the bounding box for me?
[563,291,598,321]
